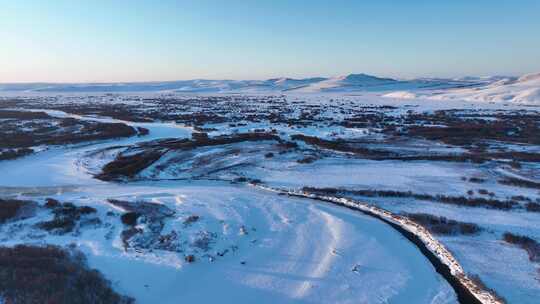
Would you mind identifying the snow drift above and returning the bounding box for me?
[383,72,540,104]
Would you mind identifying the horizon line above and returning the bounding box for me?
[0,72,527,85]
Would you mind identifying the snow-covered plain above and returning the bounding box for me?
[0,110,456,304]
[0,84,539,303]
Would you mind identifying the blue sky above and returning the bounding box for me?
[1,0,539,82]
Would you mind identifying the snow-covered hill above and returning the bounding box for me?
[2,72,539,104]
[292,73,398,92]
[0,73,482,94]
[383,73,540,104]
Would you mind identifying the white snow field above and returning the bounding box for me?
[0,112,456,304]
[0,74,464,94]
[382,73,540,105]
[1,71,538,106]
[0,82,539,303]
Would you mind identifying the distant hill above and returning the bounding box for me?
[3,73,534,100]
[382,72,540,104]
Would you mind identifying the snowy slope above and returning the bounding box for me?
[292,74,398,92]
[0,74,483,94]
[383,73,540,104]
[426,73,540,104]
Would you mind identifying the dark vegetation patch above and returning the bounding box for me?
[302,187,519,210]
[291,134,540,165]
[108,199,176,251]
[44,198,61,208]
[291,134,540,164]
[0,148,34,160]
[0,110,137,154]
[232,177,262,185]
[156,132,281,150]
[0,110,50,120]
[291,134,393,158]
[403,110,540,146]
[502,233,540,263]
[233,176,248,183]
[136,126,149,136]
[97,150,165,181]
[184,254,195,263]
[468,177,486,183]
[191,132,209,141]
[8,97,539,169]
[405,213,482,235]
[0,244,133,304]
[477,189,494,196]
[97,132,283,181]
[525,202,540,212]
[36,201,98,234]
[498,177,540,189]
[297,156,318,164]
[0,198,37,224]
[183,215,200,226]
[120,212,140,226]
[35,104,154,123]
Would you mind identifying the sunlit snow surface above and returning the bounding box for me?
[1,91,539,303]
[0,107,458,304]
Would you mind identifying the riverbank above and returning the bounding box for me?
[254,184,503,304]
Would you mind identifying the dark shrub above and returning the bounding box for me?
[37,201,99,234]
[37,217,76,233]
[502,232,540,262]
[303,187,517,210]
[120,212,140,226]
[98,132,281,180]
[499,177,540,189]
[78,206,97,215]
[249,179,262,185]
[477,189,489,195]
[0,110,50,120]
[183,215,200,226]
[525,202,540,212]
[406,213,482,235]
[44,198,61,208]
[0,244,133,304]
[297,156,317,164]
[53,202,95,218]
[468,177,485,183]
[0,199,36,223]
[0,148,33,160]
[509,161,522,169]
[0,114,136,149]
[97,150,165,181]
[137,127,149,136]
[234,177,248,183]
[510,195,529,202]
[192,132,209,141]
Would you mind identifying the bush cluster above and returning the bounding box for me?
[0,244,133,304]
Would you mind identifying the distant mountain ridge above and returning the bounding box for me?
[0,72,527,95]
[3,72,538,103]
